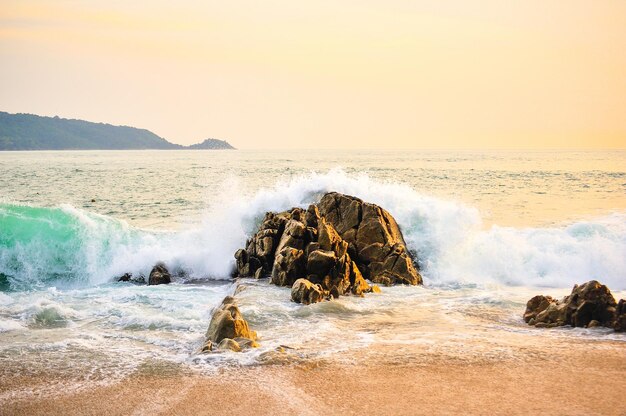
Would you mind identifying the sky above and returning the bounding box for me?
[1,0,625,149]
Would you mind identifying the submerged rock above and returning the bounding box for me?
[217,338,242,352]
[233,192,420,304]
[148,263,171,286]
[524,280,619,330]
[205,296,258,350]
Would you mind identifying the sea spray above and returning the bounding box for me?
[1,169,625,291]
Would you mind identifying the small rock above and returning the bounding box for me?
[234,284,248,295]
[117,273,132,282]
[254,267,263,279]
[217,338,241,352]
[587,320,600,328]
[205,297,257,344]
[234,337,259,349]
[200,340,213,353]
[148,263,171,285]
[291,278,326,305]
[523,280,618,329]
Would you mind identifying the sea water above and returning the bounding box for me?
[0,150,625,394]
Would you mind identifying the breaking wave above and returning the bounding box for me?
[1,170,625,291]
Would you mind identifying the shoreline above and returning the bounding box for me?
[2,339,625,416]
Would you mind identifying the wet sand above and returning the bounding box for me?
[2,340,625,416]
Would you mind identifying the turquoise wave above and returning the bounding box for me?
[0,203,138,291]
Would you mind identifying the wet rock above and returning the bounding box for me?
[291,278,326,305]
[148,263,171,285]
[117,273,132,282]
[232,192,422,304]
[271,247,305,287]
[587,320,600,328]
[523,295,556,324]
[234,337,260,349]
[524,280,619,330]
[206,297,257,344]
[306,249,337,277]
[200,340,214,353]
[254,267,263,279]
[234,211,291,277]
[615,299,626,332]
[305,204,321,228]
[275,217,307,254]
[318,192,422,285]
[217,338,242,352]
[569,281,617,327]
[234,283,248,295]
[117,272,145,283]
[369,284,382,294]
[234,249,262,278]
[535,302,569,326]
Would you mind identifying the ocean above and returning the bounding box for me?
[1,150,625,398]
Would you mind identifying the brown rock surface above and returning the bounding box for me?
[615,299,626,332]
[318,192,422,285]
[147,263,171,286]
[233,192,422,303]
[524,280,619,330]
[291,278,326,305]
[205,296,257,346]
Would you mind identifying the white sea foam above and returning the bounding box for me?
[1,169,625,290]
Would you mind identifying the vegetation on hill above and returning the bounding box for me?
[0,112,235,150]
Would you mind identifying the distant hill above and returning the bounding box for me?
[0,112,235,150]
[187,138,235,150]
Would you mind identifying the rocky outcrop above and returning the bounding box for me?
[148,263,171,285]
[204,296,258,352]
[318,193,422,286]
[524,280,620,330]
[233,192,421,304]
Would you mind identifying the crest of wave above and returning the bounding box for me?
[2,169,625,290]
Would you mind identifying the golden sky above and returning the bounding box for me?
[1,0,625,149]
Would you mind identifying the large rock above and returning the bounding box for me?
[318,192,422,285]
[148,263,171,285]
[233,192,421,303]
[524,280,619,330]
[205,296,257,344]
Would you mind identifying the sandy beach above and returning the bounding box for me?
[2,336,625,416]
